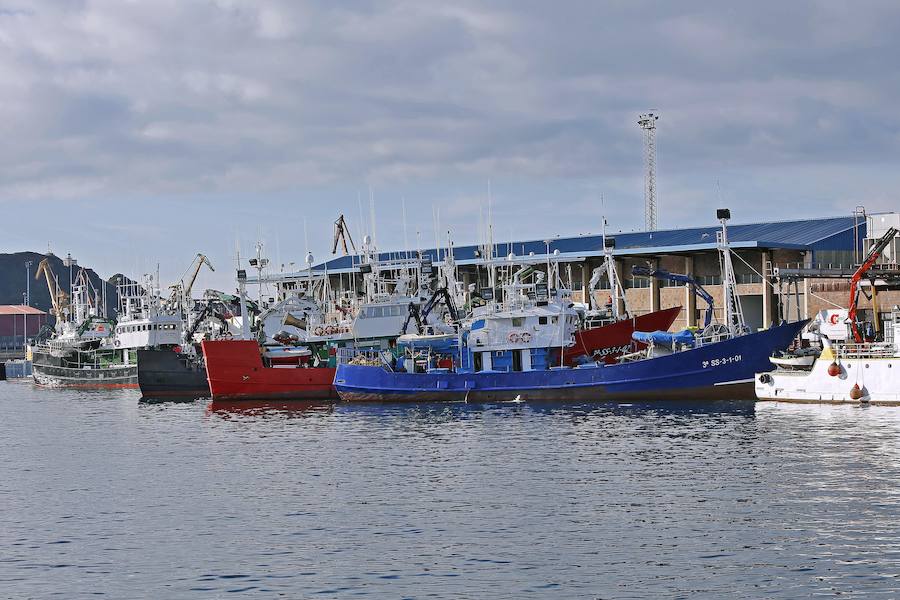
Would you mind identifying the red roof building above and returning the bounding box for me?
[0,305,48,341]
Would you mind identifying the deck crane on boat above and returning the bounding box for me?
[631,265,715,328]
[849,226,898,342]
[401,287,461,335]
[332,214,358,256]
[35,258,68,319]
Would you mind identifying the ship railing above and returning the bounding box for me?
[33,341,127,369]
[694,331,731,346]
[833,343,897,359]
[617,348,651,363]
[336,347,392,369]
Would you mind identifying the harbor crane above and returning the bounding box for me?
[170,253,215,313]
[332,214,358,256]
[849,226,898,342]
[35,258,68,318]
[183,254,215,301]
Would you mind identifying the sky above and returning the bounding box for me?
[0,1,898,291]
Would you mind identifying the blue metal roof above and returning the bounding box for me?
[312,215,862,273]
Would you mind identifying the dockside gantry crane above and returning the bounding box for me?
[35,257,68,318]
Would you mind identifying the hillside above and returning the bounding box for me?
[0,252,118,317]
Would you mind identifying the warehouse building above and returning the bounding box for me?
[0,305,48,358]
[263,211,897,332]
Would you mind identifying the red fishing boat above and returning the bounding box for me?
[565,306,682,365]
[202,339,338,401]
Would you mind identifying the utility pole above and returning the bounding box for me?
[24,260,32,306]
[638,112,659,231]
[63,253,77,322]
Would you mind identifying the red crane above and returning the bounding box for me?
[848,226,898,342]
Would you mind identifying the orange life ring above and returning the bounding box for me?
[508,332,520,344]
[829,314,840,325]
[520,332,532,343]
[314,326,325,336]
[325,325,335,335]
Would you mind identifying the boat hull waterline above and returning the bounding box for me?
[137,348,210,398]
[756,354,900,405]
[202,339,338,401]
[32,363,138,388]
[335,321,809,403]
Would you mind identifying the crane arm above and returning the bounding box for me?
[422,287,460,324]
[401,302,423,336]
[401,287,460,335]
[332,215,358,256]
[849,226,898,342]
[632,265,715,328]
[35,258,65,317]
[512,265,536,284]
[586,267,605,310]
[183,254,215,301]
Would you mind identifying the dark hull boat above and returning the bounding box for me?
[32,347,138,388]
[334,321,808,403]
[137,348,210,399]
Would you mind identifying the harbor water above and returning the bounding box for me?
[2,382,900,598]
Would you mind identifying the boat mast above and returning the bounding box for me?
[601,217,624,320]
[717,208,746,335]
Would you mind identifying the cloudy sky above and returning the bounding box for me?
[1,1,898,290]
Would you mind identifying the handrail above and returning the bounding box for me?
[834,343,897,359]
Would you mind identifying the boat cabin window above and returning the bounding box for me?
[539,316,547,325]
[512,317,525,328]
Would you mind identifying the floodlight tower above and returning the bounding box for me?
[638,112,659,231]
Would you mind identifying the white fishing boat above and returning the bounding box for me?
[756,226,900,404]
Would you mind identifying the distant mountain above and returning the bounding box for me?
[0,252,118,317]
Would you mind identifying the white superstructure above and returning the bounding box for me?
[756,310,900,405]
[113,276,184,350]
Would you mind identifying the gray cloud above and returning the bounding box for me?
[0,1,898,286]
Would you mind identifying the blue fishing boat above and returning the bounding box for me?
[335,319,806,402]
[334,209,808,403]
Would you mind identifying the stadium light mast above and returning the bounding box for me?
[638,112,659,231]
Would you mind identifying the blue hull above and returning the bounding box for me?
[334,321,808,402]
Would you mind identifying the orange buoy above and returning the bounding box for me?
[850,383,864,400]
[827,362,841,377]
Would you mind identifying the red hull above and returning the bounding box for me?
[564,306,682,366]
[202,339,338,401]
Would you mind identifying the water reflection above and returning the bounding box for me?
[206,398,335,418]
[203,397,758,421]
[140,394,204,404]
[5,385,900,597]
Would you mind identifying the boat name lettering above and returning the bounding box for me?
[702,354,742,368]
[593,344,631,358]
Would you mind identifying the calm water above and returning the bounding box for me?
[2,382,900,599]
